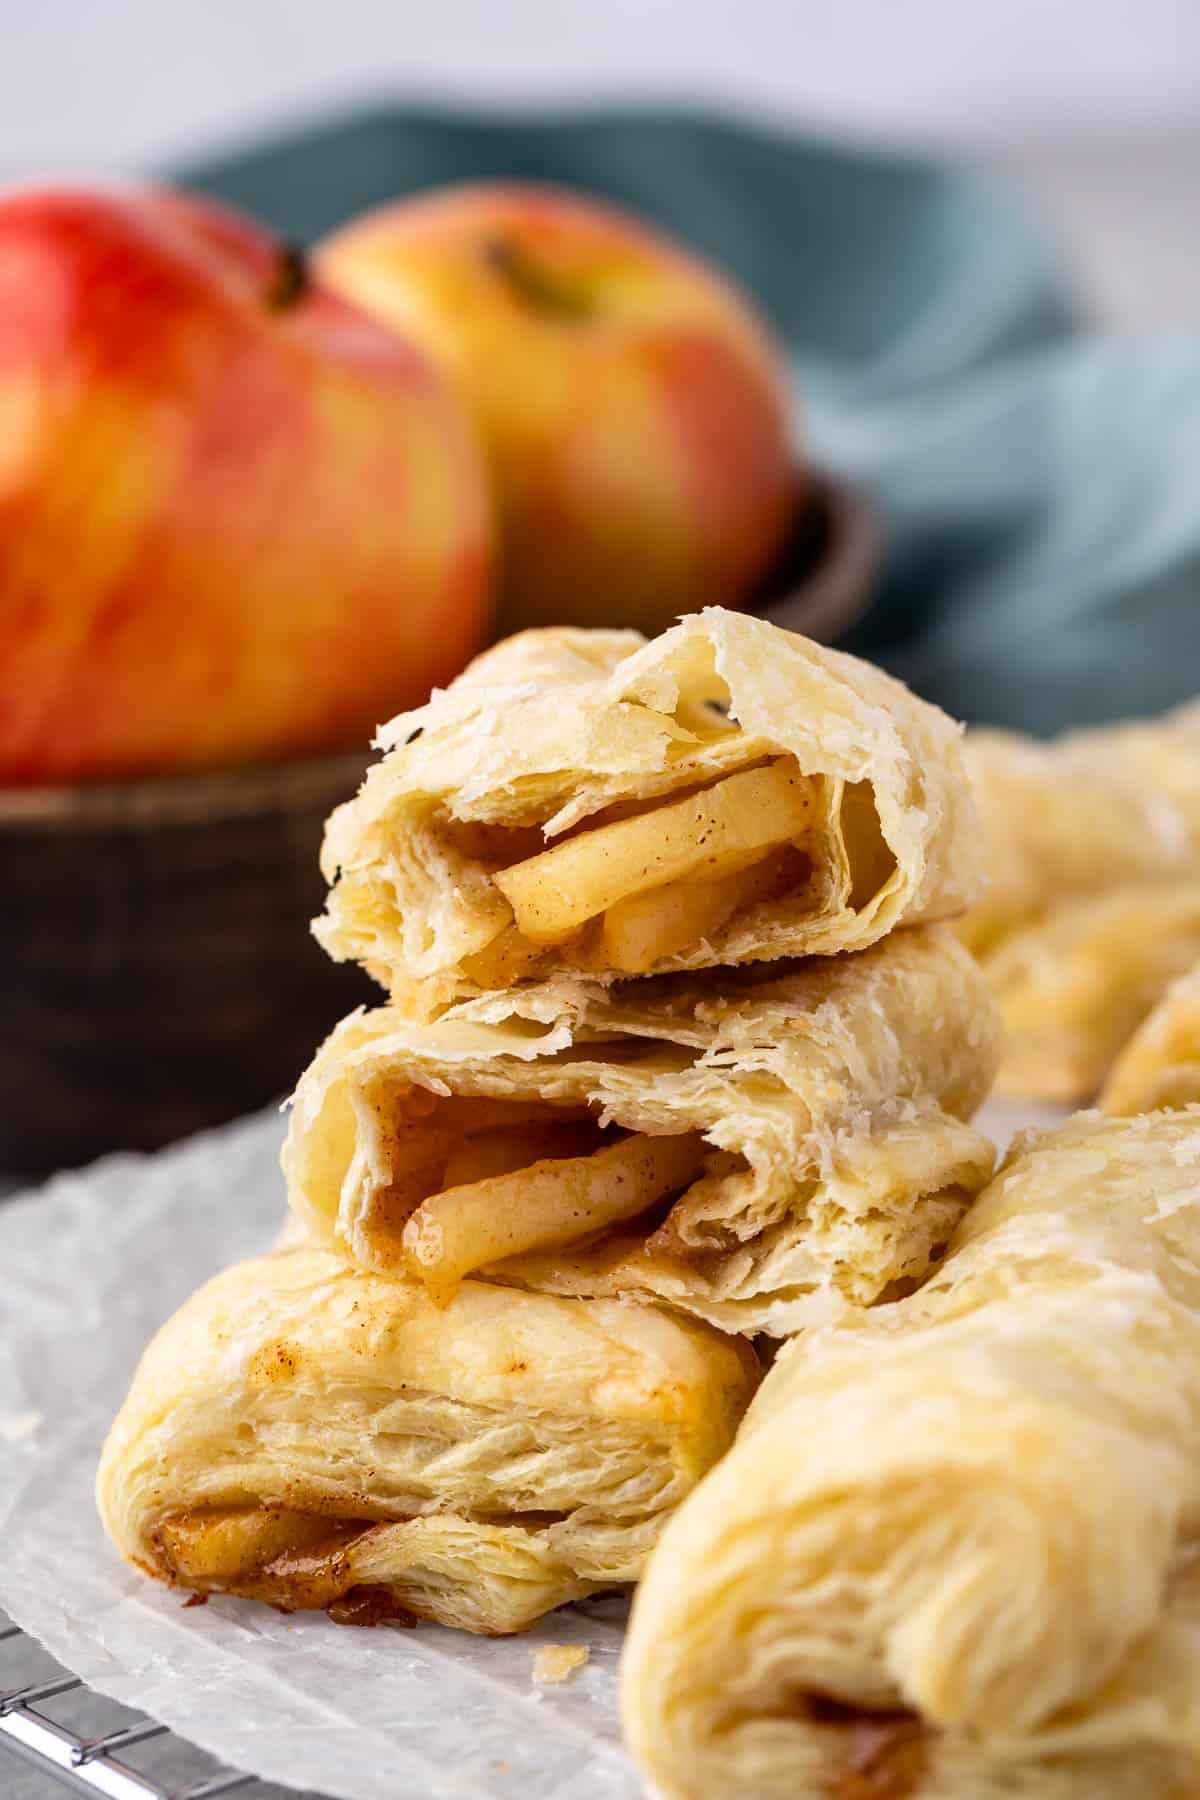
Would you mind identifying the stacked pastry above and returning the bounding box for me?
[98,608,999,1635]
[962,705,1200,1101]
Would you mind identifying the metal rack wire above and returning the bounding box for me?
[0,1614,260,1799]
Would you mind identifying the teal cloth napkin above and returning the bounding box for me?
[183,103,1194,733]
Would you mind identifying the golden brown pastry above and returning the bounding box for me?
[621,1109,1200,1799]
[316,609,982,1011]
[283,927,998,1337]
[97,1246,757,1636]
[962,705,1200,956]
[1102,960,1200,1114]
[985,880,1200,1102]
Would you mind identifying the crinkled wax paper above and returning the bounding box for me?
[0,1097,1057,1799]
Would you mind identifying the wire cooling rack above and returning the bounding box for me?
[0,1611,319,1800]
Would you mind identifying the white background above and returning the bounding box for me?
[3,0,1200,324]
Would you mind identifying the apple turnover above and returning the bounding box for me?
[283,927,998,1337]
[97,1246,757,1636]
[621,1109,1200,1800]
[986,879,1200,1102]
[1103,960,1200,1115]
[962,704,1200,956]
[316,609,982,1011]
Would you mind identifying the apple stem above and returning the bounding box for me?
[481,237,592,320]
[264,243,310,311]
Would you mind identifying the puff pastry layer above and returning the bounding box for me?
[621,1110,1200,1799]
[1103,960,1200,1114]
[986,880,1200,1102]
[97,1247,757,1636]
[962,705,1200,956]
[317,609,981,1009]
[283,927,998,1337]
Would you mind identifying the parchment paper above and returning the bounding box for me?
[0,1097,1058,1799]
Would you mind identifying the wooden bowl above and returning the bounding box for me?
[758,467,879,642]
[0,472,876,1179]
[0,756,374,1177]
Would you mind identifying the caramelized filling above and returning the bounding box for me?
[329,1585,418,1628]
[808,1696,928,1800]
[156,1507,378,1613]
[154,1505,577,1629]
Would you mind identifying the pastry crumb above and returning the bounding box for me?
[532,1643,589,1684]
[0,1410,42,1443]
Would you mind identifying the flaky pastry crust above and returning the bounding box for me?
[1103,959,1200,1115]
[318,609,981,1009]
[985,880,1200,1102]
[962,705,1200,956]
[97,1247,757,1636]
[621,1109,1200,1799]
[284,928,998,1337]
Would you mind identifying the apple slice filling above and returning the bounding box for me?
[156,1496,581,1623]
[805,1696,928,1800]
[599,842,807,974]
[403,1127,710,1305]
[156,1507,382,1613]
[363,1094,718,1305]
[491,760,817,970]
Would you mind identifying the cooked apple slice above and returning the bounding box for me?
[403,1131,709,1305]
[601,845,803,974]
[367,1098,592,1235]
[461,924,551,988]
[492,762,815,945]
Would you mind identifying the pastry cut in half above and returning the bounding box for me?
[97,1247,758,1636]
[621,1109,1200,1800]
[317,609,982,1012]
[283,927,998,1337]
[1103,960,1200,1115]
[985,879,1200,1102]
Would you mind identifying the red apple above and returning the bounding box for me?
[0,185,494,781]
[317,183,797,637]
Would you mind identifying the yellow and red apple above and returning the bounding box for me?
[0,186,493,782]
[318,183,797,637]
